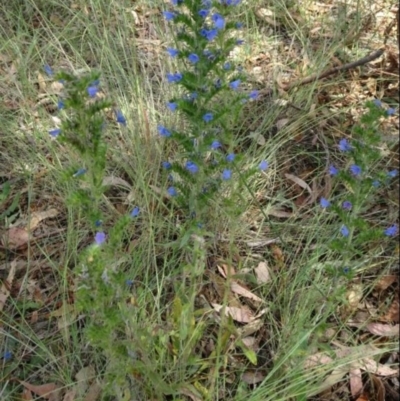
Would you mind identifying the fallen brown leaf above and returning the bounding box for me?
[19,382,61,401]
[212,303,255,323]
[21,389,34,400]
[2,227,30,249]
[63,390,77,401]
[241,370,266,384]
[366,323,399,337]
[254,261,271,284]
[349,367,363,398]
[27,208,59,231]
[285,173,313,196]
[84,382,102,401]
[230,282,263,304]
[374,275,397,291]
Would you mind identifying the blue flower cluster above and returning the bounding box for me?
[322,133,398,239]
[155,0,267,213]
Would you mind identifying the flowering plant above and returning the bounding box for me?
[158,0,267,232]
[319,100,398,276]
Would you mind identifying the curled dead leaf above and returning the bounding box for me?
[366,323,399,337]
[254,261,270,284]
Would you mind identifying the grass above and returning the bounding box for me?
[0,0,398,400]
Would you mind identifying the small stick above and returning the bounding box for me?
[259,48,385,98]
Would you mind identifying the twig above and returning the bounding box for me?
[259,48,385,98]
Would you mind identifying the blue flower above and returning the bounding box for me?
[340,225,350,237]
[166,72,183,83]
[388,169,398,178]
[166,47,179,57]
[222,169,232,180]
[329,165,339,176]
[221,0,241,4]
[372,180,380,188]
[386,107,396,116]
[189,92,198,100]
[95,232,106,245]
[212,13,225,30]
[342,201,352,210]
[188,53,200,64]
[320,197,330,208]
[373,99,382,108]
[343,267,350,274]
[162,161,172,169]
[338,138,353,152]
[57,99,65,110]
[130,207,140,217]
[2,351,12,361]
[126,279,134,286]
[73,168,87,177]
[95,220,103,227]
[200,28,218,41]
[211,140,222,149]
[235,22,243,29]
[44,64,54,76]
[43,64,54,77]
[259,160,268,170]
[49,128,61,138]
[223,62,231,70]
[87,85,99,98]
[249,90,259,100]
[163,11,177,21]
[202,0,212,8]
[167,186,178,197]
[236,39,245,45]
[199,9,209,18]
[226,153,235,162]
[186,161,199,174]
[158,125,172,137]
[167,102,178,111]
[350,164,362,176]
[384,225,398,237]
[203,112,214,122]
[229,79,241,90]
[115,110,126,125]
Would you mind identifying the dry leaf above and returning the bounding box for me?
[267,207,293,218]
[27,208,59,231]
[349,367,363,398]
[0,260,17,312]
[230,282,263,303]
[374,275,397,291]
[212,303,255,323]
[238,319,264,338]
[21,389,34,400]
[37,72,47,92]
[370,374,385,401]
[242,336,257,348]
[75,365,95,396]
[254,261,270,284]
[84,382,102,401]
[241,371,266,384]
[347,284,363,309]
[217,264,236,278]
[102,176,132,190]
[357,358,398,376]
[2,227,30,249]
[285,173,313,196]
[366,323,399,337]
[19,382,61,401]
[63,390,77,401]
[382,297,399,323]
